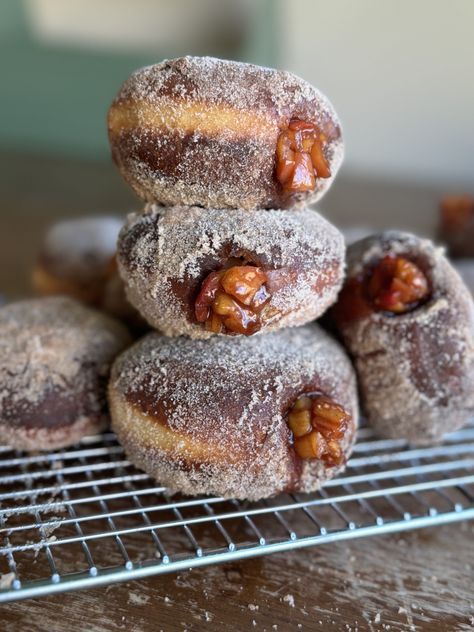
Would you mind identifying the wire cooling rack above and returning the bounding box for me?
[0,421,473,603]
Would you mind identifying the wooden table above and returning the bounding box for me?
[1,151,473,631]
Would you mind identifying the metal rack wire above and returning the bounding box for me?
[0,420,473,603]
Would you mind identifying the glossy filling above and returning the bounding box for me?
[335,253,430,322]
[275,118,331,194]
[195,264,271,335]
[366,254,429,313]
[288,393,351,466]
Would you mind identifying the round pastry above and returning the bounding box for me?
[117,205,345,338]
[438,195,474,258]
[109,324,358,500]
[332,231,474,445]
[33,216,145,332]
[33,216,122,304]
[0,297,131,451]
[108,56,343,210]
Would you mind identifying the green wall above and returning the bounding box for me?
[0,0,277,161]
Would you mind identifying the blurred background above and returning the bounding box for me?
[1,0,473,294]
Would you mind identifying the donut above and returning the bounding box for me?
[331,231,474,445]
[0,297,131,451]
[109,325,358,500]
[33,216,122,304]
[33,216,146,332]
[108,56,343,210]
[117,205,345,338]
[438,195,474,257]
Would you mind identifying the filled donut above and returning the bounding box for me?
[332,231,474,445]
[0,297,131,451]
[33,216,122,304]
[108,56,343,210]
[109,324,358,500]
[117,205,345,338]
[33,216,145,332]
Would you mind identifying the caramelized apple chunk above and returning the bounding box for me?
[195,265,271,335]
[366,254,429,314]
[334,253,430,323]
[276,118,331,194]
[288,394,351,466]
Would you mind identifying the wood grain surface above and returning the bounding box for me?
[1,525,474,631]
[1,150,473,631]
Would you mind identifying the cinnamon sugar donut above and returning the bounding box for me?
[108,56,343,210]
[332,231,474,445]
[117,205,345,338]
[33,216,122,305]
[109,325,358,500]
[0,297,131,451]
[33,216,145,332]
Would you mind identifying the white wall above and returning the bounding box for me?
[281,0,474,187]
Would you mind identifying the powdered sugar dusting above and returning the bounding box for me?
[109,324,358,500]
[117,205,345,339]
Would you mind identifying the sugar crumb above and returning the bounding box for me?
[283,594,295,608]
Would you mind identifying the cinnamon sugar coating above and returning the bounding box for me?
[108,324,358,500]
[108,56,343,210]
[332,231,474,445]
[0,297,131,450]
[40,217,121,280]
[117,205,345,338]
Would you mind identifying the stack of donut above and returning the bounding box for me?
[3,56,472,503]
[106,56,360,500]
